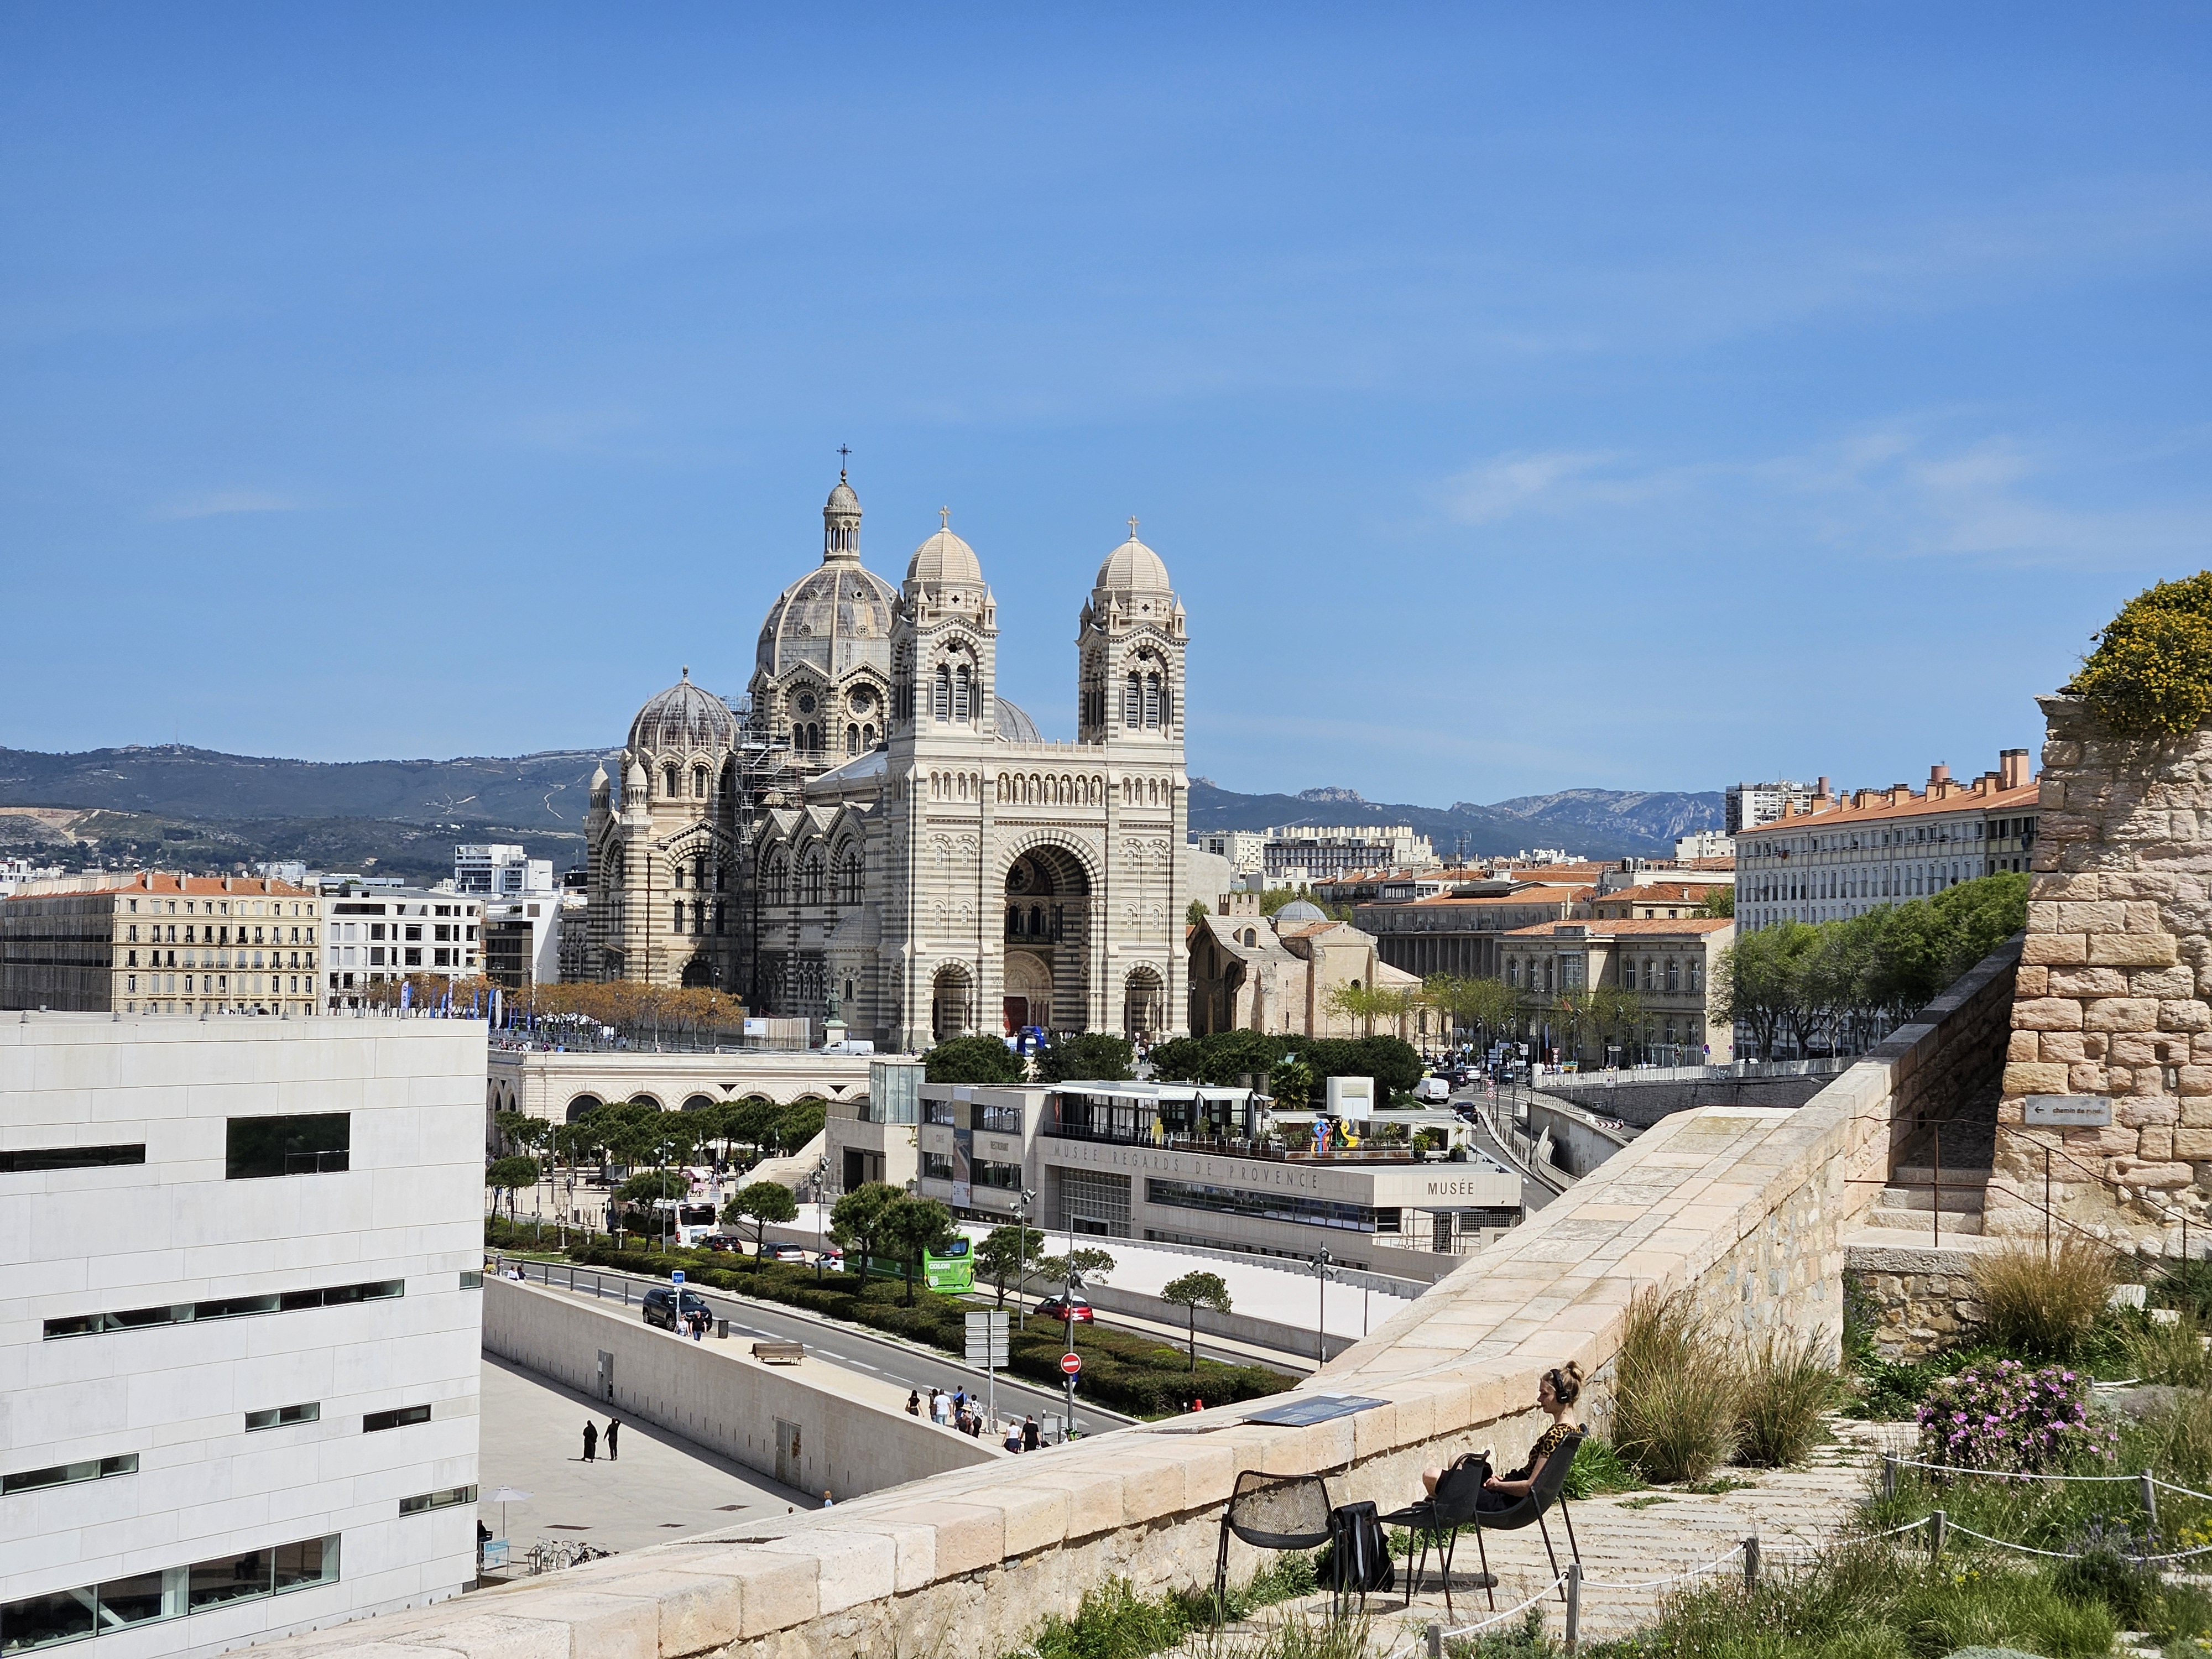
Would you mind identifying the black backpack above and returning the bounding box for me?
[1319,1500,1395,1595]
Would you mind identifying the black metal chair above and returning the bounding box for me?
[1467,1430,1585,1611]
[1212,1469,1335,1618]
[1379,1453,1490,1619]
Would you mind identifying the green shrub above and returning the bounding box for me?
[1735,1328,1840,1467]
[1611,1286,1740,1483]
[1974,1235,2116,1359]
[1561,1434,1644,1499]
[2124,1308,2212,1387]
[2152,1258,2212,1322]
[534,1237,1296,1417]
[2070,573,2212,738]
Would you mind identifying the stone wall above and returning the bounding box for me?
[248,954,2017,1659]
[1845,1244,1985,1361]
[1987,692,2212,1251]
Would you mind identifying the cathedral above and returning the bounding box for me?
[583,469,1191,1052]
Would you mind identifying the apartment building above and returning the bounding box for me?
[1260,826,1438,884]
[1736,750,2037,932]
[0,874,320,1018]
[452,846,553,899]
[322,889,483,1010]
[1353,883,1590,980]
[0,1013,483,1658]
[1724,780,1824,835]
[1500,914,1736,1065]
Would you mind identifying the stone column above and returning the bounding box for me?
[1989,692,2211,1253]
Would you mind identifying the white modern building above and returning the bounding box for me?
[452,847,553,900]
[1672,831,1734,862]
[1190,830,1268,876]
[1,1013,485,1658]
[1259,826,1438,884]
[1724,780,1824,836]
[1736,752,2037,932]
[322,889,483,1011]
[479,893,571,990]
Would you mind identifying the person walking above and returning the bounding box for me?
[821,1488,834,1509]
[582,1420,598,1462]
[905,1390,922,1417]
[604,1418,620,1462]
[1021,1415,1040,1452]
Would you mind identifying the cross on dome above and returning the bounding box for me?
[1128,515,1139,539]
[838,444,851,476]
[940,506,951,529]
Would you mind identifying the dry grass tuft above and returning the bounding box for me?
[1973,1236,2115,1358]
[1610,1285,1741,1483]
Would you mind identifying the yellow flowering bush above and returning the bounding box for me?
[2072,573,2212,737]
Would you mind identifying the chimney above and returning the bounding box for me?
[1999,748,2029,790]
[1928,763,1950,786]
[1816,776,1832,798]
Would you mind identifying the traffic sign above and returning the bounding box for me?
[1060,1352,1083,1376]
[964,1310,1010,1365]
[671,1270,685,1285]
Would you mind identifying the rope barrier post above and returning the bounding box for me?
[1426,1621,1443,1659]
[1564,1563,1581,1657]
[1882,1455,1896,1501]
[1745,1534,1761,1590]
[2142,1472,2158,1533]
[2044,1146,2052,1265]
[1931,1510,1947,1561]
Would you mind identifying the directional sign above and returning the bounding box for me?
[2025,1095,2113,1128]
[670,1270,685,1286]
[964,1311,1010,1365]
[1060,1352,1083,1376]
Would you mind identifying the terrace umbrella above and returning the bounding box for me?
[487,1486,531,1539]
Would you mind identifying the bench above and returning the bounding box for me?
[752,1340,805,1365]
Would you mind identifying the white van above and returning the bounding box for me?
[1413,1076,1451,1105]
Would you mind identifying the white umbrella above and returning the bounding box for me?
[487,1486,531,1538]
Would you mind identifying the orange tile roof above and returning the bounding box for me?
[1595,883,1713,907]
[1504,916,1733,938]
[1746,779,2038,837]
[3,871,314,905]
[1398,884,1588,908]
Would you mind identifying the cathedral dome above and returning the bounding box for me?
[1095,529,1172,594]
[756,563,898,677]
[1274,897,1327,926]
[826,474,860,516]
[628,669,738,756]
[994,697,1042,745]
[908,525,984,589]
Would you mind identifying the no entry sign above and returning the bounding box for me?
[1060,1352,1083,1376]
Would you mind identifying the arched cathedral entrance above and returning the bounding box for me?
[1002,846,1091,1034]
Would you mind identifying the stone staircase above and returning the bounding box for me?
[1860,1117,1995,1240]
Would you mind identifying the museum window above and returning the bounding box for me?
[363,1405,432,1433]
[225,1113,349,1179]
[975,1160,1023,1190]
[399,1485,477,1516]
[0,1143,144,1173]
[920,1152,955,1182]
[244,1402,320,1432]
[2,1453,137,1496]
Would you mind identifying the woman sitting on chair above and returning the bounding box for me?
[1422,1361,1583,1510]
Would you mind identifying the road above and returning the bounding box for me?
[492,1254,1137,1433]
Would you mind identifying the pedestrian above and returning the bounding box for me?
[932,1390,951,1427]
[605,1418,620,1462]
[905,1390,921,1417]
[952,1385,966,1416]
[1004,1422,1023,1454]
[1022,1415,1040,1452]
[821,1488,834,1509]
[955,1406,972,1437]
[582,1420,598,1462]
[1190,1397,1204,1413]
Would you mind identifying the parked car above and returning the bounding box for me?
[701,1234,744,1253]
[812,1245,844,1266]
[1413,1076,1452,1105]
[758,1241,808,1263]
[1034,1294,1095,1323]
[641,1285,713,1331]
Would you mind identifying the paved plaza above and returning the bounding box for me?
[474,1355,817,1564]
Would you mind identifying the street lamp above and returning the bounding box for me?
[810,1157,827,1282]
[1309,1246,1337,1365]
[1012,1187,1039,1331]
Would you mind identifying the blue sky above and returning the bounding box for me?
[4,7,2210,804]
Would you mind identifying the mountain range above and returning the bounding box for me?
[0,744,1720,880]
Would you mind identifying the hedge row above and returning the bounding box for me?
[485,1220,1295,1417]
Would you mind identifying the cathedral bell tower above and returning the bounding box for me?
[890,510,999,739]
[1077,519,1186,748]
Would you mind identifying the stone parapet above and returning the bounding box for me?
[248,951,2011,1659]
[1986,693,2212,1252]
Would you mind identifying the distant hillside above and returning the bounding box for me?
[0,743,1720,868]
[1188,780,1721,860]
[0,744,602,828]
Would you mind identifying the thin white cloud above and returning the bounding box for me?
[151,490,301,521]
[1440,422,2212,570]
[1441,449,1615,524]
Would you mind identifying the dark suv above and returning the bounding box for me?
[642,1285,713,1331]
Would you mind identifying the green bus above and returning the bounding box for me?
[863,1236,974,1293]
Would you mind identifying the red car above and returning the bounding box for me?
[1034,1295,1094,1323]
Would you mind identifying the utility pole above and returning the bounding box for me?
[1310,1246,1335,1364]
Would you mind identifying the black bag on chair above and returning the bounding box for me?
[1320,1500,1396,1600]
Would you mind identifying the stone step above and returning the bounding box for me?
[1874,1183,1986,1216]
[1860,1204,1986,1237]
[1892,1163,1993,1187]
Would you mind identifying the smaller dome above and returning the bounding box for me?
[628,667,738,755]
[909,521,984,588]
[1096,530,1172,594]
[826,473,860,515]
[1274,898,1327,925]
[995,698,1042,745]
